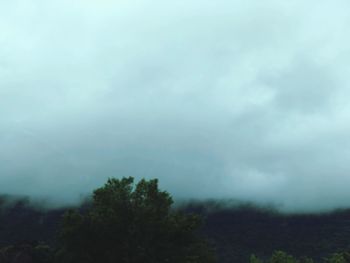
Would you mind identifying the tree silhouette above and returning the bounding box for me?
[56,177,216,263]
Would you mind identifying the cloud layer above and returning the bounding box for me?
[2,0,350,212]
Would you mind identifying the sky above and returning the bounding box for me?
[1,0,350,212]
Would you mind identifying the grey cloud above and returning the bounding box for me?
[262,58,337,113]
[1,0,350,212]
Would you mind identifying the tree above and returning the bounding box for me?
[326,252,350,263]
[56,177,216,263]
[250,254,264,263]
[266,251,298,263]
[249,251,311,263]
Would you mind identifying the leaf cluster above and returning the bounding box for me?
[57,177,216,263]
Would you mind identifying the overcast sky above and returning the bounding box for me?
[2,0,350,212]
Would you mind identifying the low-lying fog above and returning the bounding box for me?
[2,0,350,212]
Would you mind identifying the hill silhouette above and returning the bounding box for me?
[1,196,350,262]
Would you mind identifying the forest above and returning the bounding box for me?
[0,177,350,263]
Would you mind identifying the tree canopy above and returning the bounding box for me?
[56,177,216,263]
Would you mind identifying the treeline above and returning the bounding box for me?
[201,206,350,263]
[0,177,217,263]
[250,250,350,263]
[1,178,350,262]
[1,245,350,263]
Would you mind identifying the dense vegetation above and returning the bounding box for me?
[0,177,215,263]
[1,179,350,262]
[56,177,216,263]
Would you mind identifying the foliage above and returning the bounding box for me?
[250,254,264,263]
[269,251,298,263]
[249,251,314,263]
[0,242,53,263]
[57,177,216,263]
[325,252,350,263]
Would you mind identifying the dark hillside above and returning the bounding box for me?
[1,197,350,262]
[202,206,350,262]
[0,196,64,247]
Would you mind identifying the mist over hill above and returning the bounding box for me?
[3,1,350,212]
[0,195,350,263]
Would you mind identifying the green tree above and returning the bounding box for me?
[250,254,264,263]
[56,177,216,263]
[326,252,350,263]
[268,251,298,263]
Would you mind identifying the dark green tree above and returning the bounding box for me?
[56,177,216,263]
[249,251,314,263]
[250,254,264,263]
[325,252,350,263]
[269,251,298,263]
